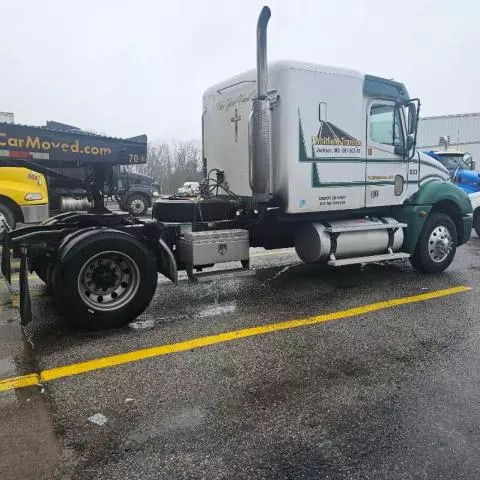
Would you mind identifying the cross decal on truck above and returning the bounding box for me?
[230,109,242,143]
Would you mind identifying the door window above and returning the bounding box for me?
[369,104,404,147]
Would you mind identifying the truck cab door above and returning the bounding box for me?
[365,100,409,207]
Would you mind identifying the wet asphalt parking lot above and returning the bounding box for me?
[3,233,480,479]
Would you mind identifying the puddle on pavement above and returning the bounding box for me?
[270,265,292,281]
[126,406,206,446]
[129,318,156,330]
[198,302,237,318]
[0,357,17,377]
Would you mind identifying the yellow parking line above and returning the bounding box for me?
[0,374,40,390]
[0,285,471,393]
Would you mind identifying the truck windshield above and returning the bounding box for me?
[438,154,471,170]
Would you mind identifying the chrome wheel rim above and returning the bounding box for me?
[428,225,453,263]
[78,251,140,311]
[130,199,145,214]
[0,212,6,234]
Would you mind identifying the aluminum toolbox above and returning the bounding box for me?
[179,229,249,266]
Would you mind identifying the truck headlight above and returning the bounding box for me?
[24,193,43,201]
[152,191,159,197]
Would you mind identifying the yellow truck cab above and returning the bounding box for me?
[0,167,49,238]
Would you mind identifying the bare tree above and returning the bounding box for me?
[169,140,202,191]
[132,139,202,194]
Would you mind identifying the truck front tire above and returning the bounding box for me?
[126,194,149,216]
[53,231,158,329]
[0,203,15,240]
[410,212,457,273]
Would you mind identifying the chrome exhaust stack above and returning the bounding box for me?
[249,6,272,205]
[256,6,270,100]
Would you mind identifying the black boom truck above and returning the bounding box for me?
[0,123,178,329]
[1,120,159,216]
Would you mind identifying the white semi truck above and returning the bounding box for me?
[1,6,473,329]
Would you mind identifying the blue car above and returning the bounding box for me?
[424,150,480,234]
[423,150,477,192]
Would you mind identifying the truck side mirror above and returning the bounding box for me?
[464,153,475,170]
[395,135,413,158]
[407,104,417,135]
[406,134,414,150]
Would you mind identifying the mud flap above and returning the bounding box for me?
[1,232,11,284]
[19,247,32,325]
[157,238,178,284]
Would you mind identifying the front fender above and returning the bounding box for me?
[127,187,152,197]
[394,180,473,253]
[408,180,472,215]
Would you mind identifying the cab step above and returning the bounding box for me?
[328,251,410,267]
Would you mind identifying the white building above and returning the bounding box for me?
[417,112,480,159]
[0,112,14,123]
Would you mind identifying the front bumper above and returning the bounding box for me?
[20,204,49,224]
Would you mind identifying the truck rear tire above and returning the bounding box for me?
[126,194,149,216]
[0,203,15,240]
[410,212,457,273]
[474,209,480,237]
[53,231,158,329]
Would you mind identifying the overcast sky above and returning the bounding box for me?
[1,0,478,142]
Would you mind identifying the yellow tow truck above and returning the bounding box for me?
[0,167,49,239]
